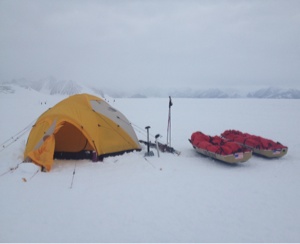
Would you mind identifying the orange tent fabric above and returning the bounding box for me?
[27,135,55,171]
[24,93,141,171]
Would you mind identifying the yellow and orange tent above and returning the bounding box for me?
[24,93,141,171]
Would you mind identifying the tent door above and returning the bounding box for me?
[54,122,94,160]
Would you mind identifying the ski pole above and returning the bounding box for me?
[167,96,173,147]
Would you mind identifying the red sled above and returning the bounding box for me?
[221,130,288,158]
[189,131,252,164]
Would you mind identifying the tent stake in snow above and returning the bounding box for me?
[167,96,173,147]
[144,126,154,157]
[69,162,77,189]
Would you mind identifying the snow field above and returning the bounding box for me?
[0,91,300,242]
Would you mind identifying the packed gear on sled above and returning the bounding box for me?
[24,93,141,171]
[221,130,288,158]
[189,131,252,164]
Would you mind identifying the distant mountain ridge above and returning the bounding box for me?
[7,77,85,95]
[1,77,105,98]
[1,78,300,99]
[247,87,300,99]
[168,88,242,98]
[167,87,300,99]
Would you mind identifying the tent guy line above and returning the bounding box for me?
[0,118,37,152]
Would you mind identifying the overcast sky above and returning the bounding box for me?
[1,0,300,91]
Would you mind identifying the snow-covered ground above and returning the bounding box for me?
[1,88,300,242]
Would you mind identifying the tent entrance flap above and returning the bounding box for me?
[27,134,55,172]
[55,122,94,152]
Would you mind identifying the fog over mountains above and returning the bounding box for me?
[1,77,300,99]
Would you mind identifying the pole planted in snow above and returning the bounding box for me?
[167,96,173,147]
[144,126,154,157]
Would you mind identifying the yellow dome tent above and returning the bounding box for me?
[24,93,141,171]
